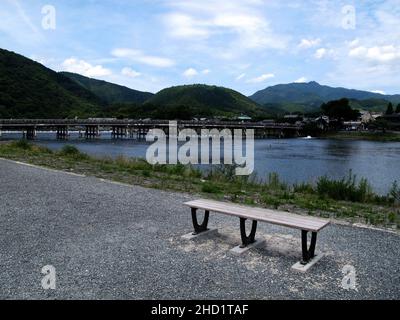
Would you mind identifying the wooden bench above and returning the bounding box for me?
[184,199,330,264]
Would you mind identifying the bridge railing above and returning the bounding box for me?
[0,119,303,129]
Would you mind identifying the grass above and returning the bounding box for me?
[0,140,399,229]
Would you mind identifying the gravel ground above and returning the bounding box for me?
[0,158,399,300]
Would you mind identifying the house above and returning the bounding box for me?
[359,111,373,123]
[343,121,363,131]
[314,116,330,130]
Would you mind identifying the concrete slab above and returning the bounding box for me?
[291,253,324,272]
[181,228,218,240]
[230,239,266,255]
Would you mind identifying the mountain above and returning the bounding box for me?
[0,48,102,118]
[250,81,400,113]
[61,72,154,104]
[143,84,269,119]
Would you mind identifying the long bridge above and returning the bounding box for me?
[0,119,304,140]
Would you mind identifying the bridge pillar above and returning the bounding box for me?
[23,127,36,140]
[85,125,99,139]
[137,127,148,140]
[56,126,69,140]
[112,126,127,139]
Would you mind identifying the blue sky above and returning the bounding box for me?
[0,0,399,95]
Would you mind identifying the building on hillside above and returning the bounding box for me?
[343,121,363,131]
[358,111,383,124]
[359,111,373,123]
[314,116,330,130]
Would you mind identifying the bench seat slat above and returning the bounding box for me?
[192,200,325,228]
[184,199,330,232]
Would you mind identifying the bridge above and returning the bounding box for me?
[0,119,304,140]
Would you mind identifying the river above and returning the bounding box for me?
[1,132,399,194]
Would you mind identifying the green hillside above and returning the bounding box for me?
[143,84,269,119]
[250,81,400,113]
[61,72,154,104]
[0,49,102,118]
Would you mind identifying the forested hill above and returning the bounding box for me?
[142,84,269,119]
[250,81,400,110]
[0,48,102,118]
[61,72,154,104]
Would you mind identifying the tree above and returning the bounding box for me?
[386,102,394,115]
[396,103,400,114]
[321,98,360,121]
[374,118,389,133]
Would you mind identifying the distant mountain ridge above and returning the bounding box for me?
[250,81,400,113]
[61,72,154,104]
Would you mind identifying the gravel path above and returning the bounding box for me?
[0,158,399,299]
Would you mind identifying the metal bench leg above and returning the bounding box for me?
[301,230,317,265]
[191,208,209,235]
[240,218,258,248]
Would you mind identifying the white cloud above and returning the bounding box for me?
[372,90,386,95]
[246,73,275,83]
[121,67,141,78]
[348,38,360,48]
[236,73,246,81]
[202,69,210,74]
[162,0,288,51]
[183,68,198,78]
[111,48,175,68]
[314,48,335,59]
[294,77,307,83]
[163,13,210,38]
[298,38,321,49]
[349,45,400,63]
[61,58,112,77]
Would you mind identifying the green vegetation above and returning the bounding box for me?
[249,81,400,113]
[143,84,271,119]
[61,72,154,104]
[3,48,400,119]
[386,102,394,115]
[321,131,400,142]
[0,49,269,120]
[321,98,360,121]
[0,140,398,229]
[0,49,102,118]
[317,172,373,203]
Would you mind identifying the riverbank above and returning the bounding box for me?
[1,157,399,299]
[321,131,400,142]
[0,140,398,230]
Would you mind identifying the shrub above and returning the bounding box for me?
[293,182,314,194]
[201,182,221,194]
[12,139,31,150]
[316,171,373,203]
[59,145,88,159]
[141,170,151,177]
[261,194,281,209]
[266,172,287,191]
[390,181,400,205]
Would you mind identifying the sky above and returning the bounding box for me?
[0,0,399,95]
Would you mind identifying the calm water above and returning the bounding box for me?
[2,132,400,194]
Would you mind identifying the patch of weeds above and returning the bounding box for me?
[12,139,31,150]
[201,182,221,194]
[58,145,88,160]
